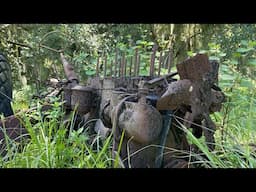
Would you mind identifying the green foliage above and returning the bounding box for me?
[12,85,32,112]
[0,97,113,168]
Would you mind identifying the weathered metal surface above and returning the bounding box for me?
[118,101,162,144]
[210,89,226,113]
[0,115,28,155]
[63,85,72,110]
[170,54,223,151]
[94,119,110,138]
[0,115,27,141]
[71,85,95,114]
[105,53,225,167]
[177,54,211,81]
[156,79,192,110]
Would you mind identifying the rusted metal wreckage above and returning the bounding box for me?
[0,52,225,168]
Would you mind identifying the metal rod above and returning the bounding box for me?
[124,58,127,77]
[137,54,140,76]
[150,43,158,77]
[104,54,107,77]
[110,59,113,78]
[155,110,173,168]
[167,49,172,74]
[119,56,122,77]
[96,56,100,76]
[129,56,133,77]
[121,52,125,78]
[164,51,168,69]
[60,52,79,83]
[115,49,118,78]
[158,52,162,77]
[134,48,138,76]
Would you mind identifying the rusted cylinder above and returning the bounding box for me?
[101,78,115,104]
[100,78,115,123]
[70,85,94,114]
[63,86,72,110]
[118,101,162,144]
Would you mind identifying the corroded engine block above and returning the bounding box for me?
[0,53,225,168]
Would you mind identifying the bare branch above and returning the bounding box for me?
[7,40,32,49]
[39,44,63,53]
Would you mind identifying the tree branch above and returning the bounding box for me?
[39,44,63,53]
[7,40,32,49]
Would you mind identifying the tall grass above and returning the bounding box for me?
[0,97,115,168]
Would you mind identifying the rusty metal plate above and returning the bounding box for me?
[177,54,211,81]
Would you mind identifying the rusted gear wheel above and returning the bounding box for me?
[0,53,13,117]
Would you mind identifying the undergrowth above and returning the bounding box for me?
[0,97,115,168]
